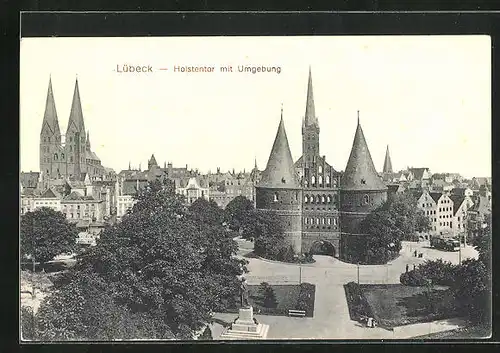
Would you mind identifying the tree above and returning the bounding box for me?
[357,193,430,264]
[224,196,255,235]
[258,282,278,309]
[20,208,78,266]
[189,198,225,227]
[35,270,172,340]
[252,210,286,260]
[452,258,490,325]
[69,179,246,339]
[473,213,491,268]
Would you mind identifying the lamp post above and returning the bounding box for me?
[357,262,360,285]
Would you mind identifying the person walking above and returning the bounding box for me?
[405,264,409,272]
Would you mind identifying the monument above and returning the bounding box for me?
[219,278,270,340]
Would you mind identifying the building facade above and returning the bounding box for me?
[39,77,110,181]
[256,68,387,260]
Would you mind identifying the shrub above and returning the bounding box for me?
[416,259,458,286]
[296,283,315,316]
[20,306,36,341]
[344,282,374,320]
[199,326,213,340]
[400,270,428,286]
[258,282,278,309]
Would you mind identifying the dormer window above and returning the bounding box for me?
[361,178,366,185]
[273,193,278,202]
[363,194,369,205]
[281,177,286,184]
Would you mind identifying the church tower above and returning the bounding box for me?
[383,145,393,174]
[340,112,387,262]
[65,78,87,179]
[148,154,159,170]
[302,66,320,167]
[256,107,303,254]
[39,77,63,179]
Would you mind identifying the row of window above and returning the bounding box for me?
[425,210,437,215]
[304,217,338,226]
[304,175,338,187]
[304,194,337,204]
[439,221,452,227]
[439,207,452,212]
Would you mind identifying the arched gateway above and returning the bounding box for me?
[309,240,336,257]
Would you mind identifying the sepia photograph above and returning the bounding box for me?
[19,35,492,341]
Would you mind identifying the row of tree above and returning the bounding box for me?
[21,179,248,340]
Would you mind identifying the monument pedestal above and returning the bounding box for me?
[219,307,269,340]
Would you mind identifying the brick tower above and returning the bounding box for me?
[256,107,303,254]
[340,112,387,261]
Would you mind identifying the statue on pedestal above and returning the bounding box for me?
[239,277,250,308]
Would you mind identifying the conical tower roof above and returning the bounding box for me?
[258,109,300,189]
[341,112,387,191]
[66,77,86,134]
[41,77,61,136]
[383,145,393,173]
[304,66,318,127]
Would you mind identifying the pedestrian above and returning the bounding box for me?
[367,317,373,328]
[405,264,409,273]
[413,264,416,270]
[414,250,417,257]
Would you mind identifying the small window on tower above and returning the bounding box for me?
[361,178,366,185]
[363,194,369,205]
[281,177,286,184]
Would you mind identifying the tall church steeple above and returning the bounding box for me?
[40,76,61,139]
[259,108,299,189]
[383,145,393,174]
[65,77,87,178]
[66,77,86,134]
[40,77,63,178]
[302,66,320,165]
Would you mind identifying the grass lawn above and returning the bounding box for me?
[413,324,491,339]
[226,283,316,317]
[345,283,457,329]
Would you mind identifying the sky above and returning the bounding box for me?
[20,35,491,178]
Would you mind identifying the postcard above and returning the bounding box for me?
[20,35,491,341]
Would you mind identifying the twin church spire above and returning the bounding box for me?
[41,76,87,139]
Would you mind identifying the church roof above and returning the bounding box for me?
[258,112,300,189]
[66,78,86,134]
[383,145,393,174]
[41,77,61,137]
[304,66,318,127]
[341,114,387,191]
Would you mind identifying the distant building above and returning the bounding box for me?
[429,192,454,237]
[61,191,105,222]
[176,177,210,205]
[33,188,62,212]
[449,195,474,240]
